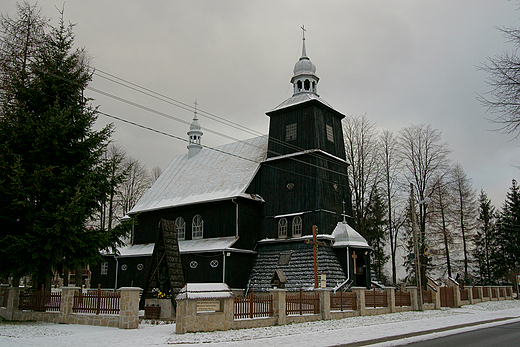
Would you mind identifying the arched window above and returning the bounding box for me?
[175,217,185,241]
[292,216,302,237]
[304,79,310,90]
[192,214,203,239]
[278,218,288,239]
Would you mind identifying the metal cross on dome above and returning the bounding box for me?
[301,24,306,39]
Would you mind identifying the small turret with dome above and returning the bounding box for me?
[187,100,203,157]
[291,25,319,96]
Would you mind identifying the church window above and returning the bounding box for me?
[192,214,203,239]
[278,218,288,238]
[210,260,219,268]
[137,264,144,271]
[292,216,302,237]
[101,262,108,275]
[175,217,186,240]
[297,80,302,91]
[326,124,334,143]
[304,79,310,90]
[286,182,295,191]
[121,264,128,271]
[190,261,198,269]
[286,123,297,141]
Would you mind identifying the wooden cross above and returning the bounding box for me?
[352,251,358,275]
[305,225,325,288]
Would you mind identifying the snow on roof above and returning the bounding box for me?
[180,236,239,253]
[116,243,155,257]
[332,221,371,249]
[175,283,234,300]
[111,237,244,258]
[128,135,268,214]
[269,93,336,113]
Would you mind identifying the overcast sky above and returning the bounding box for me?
[2,0,519,208]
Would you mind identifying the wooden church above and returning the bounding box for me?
[91,31,372,295]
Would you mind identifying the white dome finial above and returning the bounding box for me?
[187,99,203,157]
[291,26,319,96]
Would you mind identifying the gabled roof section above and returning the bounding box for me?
[128,135,268,214]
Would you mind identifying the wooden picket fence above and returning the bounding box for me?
[395,290,411,307]
[364,288,387,308]
[18,286,61,312]
[422,289,433,304]
[472,286,479,299]
[460,287,469,301]
[234,290,273,319]
[286,289,320,315]
[73,284,120,315]
[330,291,357,311]
[483,287,490,298]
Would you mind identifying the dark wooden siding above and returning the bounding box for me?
[133,200,253,245]
[266,100,346,160]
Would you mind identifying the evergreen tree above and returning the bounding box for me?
[364,188,389,283]
[0,7,128,287]
[494,179,520,284]
[473,190,496,284]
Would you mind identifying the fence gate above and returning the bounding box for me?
[440,286,454,307]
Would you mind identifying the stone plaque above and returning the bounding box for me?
[196,300,221,312]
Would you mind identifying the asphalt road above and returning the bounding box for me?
[401,321,520,347]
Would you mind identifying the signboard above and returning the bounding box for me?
[196,300,221,312]
[320,273,327,288]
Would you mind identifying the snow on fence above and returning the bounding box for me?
[330,291,357,311]
[394,290,411,307]
[73,284,120,315]
[364,288,387,308]
[234,290,273,319]
[286,289,320,315]
[18,286,61,312]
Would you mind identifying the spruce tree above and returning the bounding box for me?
[0,8,126,287]
[494,179,520,284]
[473,190,496,284]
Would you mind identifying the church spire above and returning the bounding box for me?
[187,100,203,157]
[291,25,319,96]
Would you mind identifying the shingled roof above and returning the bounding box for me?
[128,135,268,214]
[246,241,347,292]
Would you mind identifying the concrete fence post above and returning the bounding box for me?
[406,287,418,311]
[316,288,331,320]
[384,287,396,313]
[60,286,79,323]
[269,288,287,326]
[351,287,365,316]
[118,287,142,329]
[5,287,21,320]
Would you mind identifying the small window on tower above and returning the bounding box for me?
[286,123,297,141]
[101,262,108,275]
[326,124,334,143]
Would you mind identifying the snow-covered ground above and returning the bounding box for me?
[1,300,520,347]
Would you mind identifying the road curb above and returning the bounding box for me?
[330,316,519,347]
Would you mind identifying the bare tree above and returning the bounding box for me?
[379,129,403,284]
[150,165,162,184]
[118,158,149,216]
[399,124,451,284]
[450,164,477,282]
[479,25,520,135]
[429,175,456,279]
[343,115,382,231]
